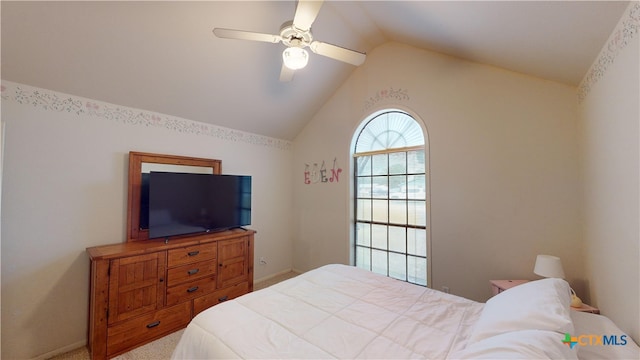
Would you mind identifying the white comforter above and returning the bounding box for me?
[172,264,484,359]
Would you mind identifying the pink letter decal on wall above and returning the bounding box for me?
[304,158,342,184]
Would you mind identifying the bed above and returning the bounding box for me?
[171,264,639,359]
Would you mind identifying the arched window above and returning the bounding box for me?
[353,110,429,286]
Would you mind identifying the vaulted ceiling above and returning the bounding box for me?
[1,1,629,140]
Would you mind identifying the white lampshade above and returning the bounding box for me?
[282,47,309,70]
[533,254,565,278]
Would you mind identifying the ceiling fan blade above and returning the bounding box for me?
[309,41,366,66]
[279,62,295,82]
[292,0,323,32]
[213,28,281,43]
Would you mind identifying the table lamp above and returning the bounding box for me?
[533,254,582,307]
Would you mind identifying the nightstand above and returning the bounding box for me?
[489,279,530,296]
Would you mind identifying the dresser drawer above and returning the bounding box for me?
[106,301,190,357]
[166,275,217,306]
[167,259,217,287]
[193,281,249,316]
[168,243,217,267]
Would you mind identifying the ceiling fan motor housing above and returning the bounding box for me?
[280,20,312,48]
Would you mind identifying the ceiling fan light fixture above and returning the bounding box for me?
[282,47,309,70]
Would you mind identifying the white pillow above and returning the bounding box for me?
[468,278,573,343]
[570,311,640,360]
[450,329,578,359]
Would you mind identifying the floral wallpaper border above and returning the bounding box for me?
[578,2,640,102]
[0,81,292,151]
[363,87,410,112]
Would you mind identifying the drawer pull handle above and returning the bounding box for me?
[146,321,160,329]
[218,295,229,302]
[187,269,199,275]
[187,286,199,293]
[187,250,200,256]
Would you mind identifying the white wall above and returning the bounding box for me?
[0,82,294,359]
[0,118,3,352]
[293,42,583,303]
[578,2,639,343]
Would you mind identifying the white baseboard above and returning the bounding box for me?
[33,339,86,360]
[254,268,302,284]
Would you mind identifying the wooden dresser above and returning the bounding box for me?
[87,229,254,359]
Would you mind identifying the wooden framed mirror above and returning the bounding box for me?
[126,151,222,242]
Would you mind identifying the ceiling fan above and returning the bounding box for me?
[213,0,366,82]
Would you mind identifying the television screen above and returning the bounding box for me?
[148,172,251,239]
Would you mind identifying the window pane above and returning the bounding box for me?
[371,224,387,250]
[372,249,388,276]
[356,199,371,221]
[372,154,388,175]
[389,200,407,224]
[357,156,371,176]
[356,222,371,246]
[407,228,427,256]
[389,175,405,199]
[389,152,406,175]
[408,150,425,173]
[389,226,406,253]
[408,256,427,286]
[407,200,426,226]
[372,176,388,198]
[356,246,371,270]
[357,177,372,198]
[407,175,425,200]
[372,200,388,223]
[389,253,407,281]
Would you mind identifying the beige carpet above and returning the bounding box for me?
[48,330,185,360]
[49,271,298,360]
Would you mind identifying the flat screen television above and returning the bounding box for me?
[148,172,251,239]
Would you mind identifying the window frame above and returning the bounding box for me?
[351,110,430,287]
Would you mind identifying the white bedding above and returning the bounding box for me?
[570,311,640,360]
[172,264,483,359]
[172,264,639,359]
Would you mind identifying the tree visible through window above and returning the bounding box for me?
[353,110,428,286]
